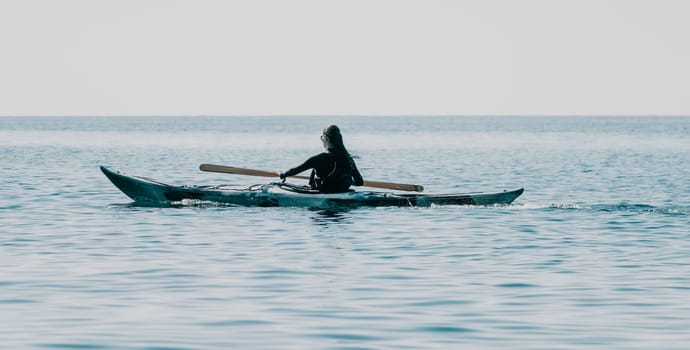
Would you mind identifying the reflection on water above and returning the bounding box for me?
[309,208,354,226]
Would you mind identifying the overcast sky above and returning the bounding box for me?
[1,0,689,116]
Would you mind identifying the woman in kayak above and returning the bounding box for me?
[279,125,364,193]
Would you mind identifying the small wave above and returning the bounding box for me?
[496,282,538,288]
[108,200,239,209]
[547,203,583,210]
[591,204,656,212]
[417,326,476,333]
[515,202,688,216]
[591,204,688,215]
[503,203,582,210]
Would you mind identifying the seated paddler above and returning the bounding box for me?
[279,125,364,193]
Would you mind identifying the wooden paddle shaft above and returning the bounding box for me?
[199,164,424,192]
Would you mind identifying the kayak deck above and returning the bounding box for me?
[101,166,523,208]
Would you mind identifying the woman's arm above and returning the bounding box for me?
[280,153,326,178]
[351,160,364,186]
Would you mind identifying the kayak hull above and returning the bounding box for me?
[101,166,523,208]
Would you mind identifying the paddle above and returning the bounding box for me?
[199,164,424,192]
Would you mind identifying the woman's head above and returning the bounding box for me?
[322,125,355,170]
[321,125,344,148]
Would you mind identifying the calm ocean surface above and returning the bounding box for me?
[1,116,689,349]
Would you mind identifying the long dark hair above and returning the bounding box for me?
[323,125,355,172]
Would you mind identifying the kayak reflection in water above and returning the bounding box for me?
[279,125,364,193]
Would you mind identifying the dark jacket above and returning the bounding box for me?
[282,148,364,193]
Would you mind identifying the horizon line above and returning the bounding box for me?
[1,114,689,118]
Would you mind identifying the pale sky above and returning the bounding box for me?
[1,0,689,116]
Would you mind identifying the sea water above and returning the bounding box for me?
[1,116,689,349]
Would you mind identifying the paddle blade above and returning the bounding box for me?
[363,180,424,192]
[199,164,278,177]
[199,164,310,180]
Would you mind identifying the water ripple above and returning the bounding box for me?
[2,117,690,350]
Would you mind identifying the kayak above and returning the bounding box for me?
[102,166,523,207]
[101,166,524,208]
